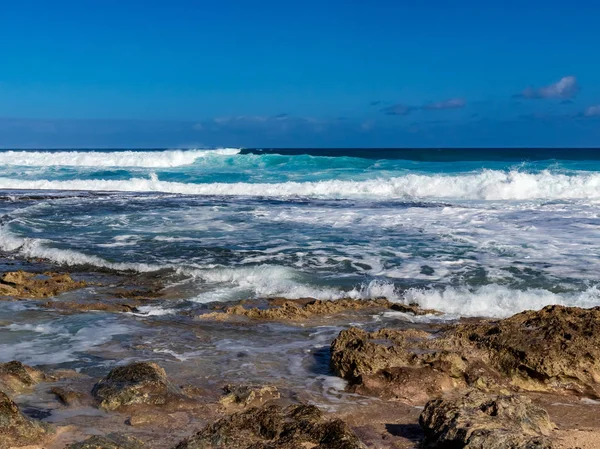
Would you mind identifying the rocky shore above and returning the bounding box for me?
[1,269,600,448]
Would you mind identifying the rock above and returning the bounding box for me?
[198,298,434,323]
[173,403,366,449]
[67,433,145,449]
[451,305,600,396]
[419,390,554,448]
[0,390,52,448]
[42,300,139,313]
[0,361,46,393]
[329,327,481,403]
[331,305,600,402]
[50,386,85,406]
[220,385,280,407]
[92,362,181,411]
[0,271,86,299]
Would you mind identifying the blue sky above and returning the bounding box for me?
[1,0,599,148]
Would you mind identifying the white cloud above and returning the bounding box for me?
[583,105,600,117]
[520,76,579,99]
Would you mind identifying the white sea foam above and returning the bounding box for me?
[0,148,240,168]
[402,284,600,318]
[0,169,599,200]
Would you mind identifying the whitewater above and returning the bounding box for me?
[1,147,600,318]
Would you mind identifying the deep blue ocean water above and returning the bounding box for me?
[1,147,600,318]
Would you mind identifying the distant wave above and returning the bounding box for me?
[1,169,600,200]
[0,148,240,168]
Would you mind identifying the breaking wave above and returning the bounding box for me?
[1,169,600,200]
[0,148,240,168]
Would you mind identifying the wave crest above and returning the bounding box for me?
[0,148,240,168]
[0,169,600,200]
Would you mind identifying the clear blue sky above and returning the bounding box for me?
[1,0,599,147]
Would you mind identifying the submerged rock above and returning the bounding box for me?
[50,386,86,406]
[330,305,600,402]
[0,361,47,393]
[67,433,145,449]
[0,391,52,448]
[419,390,554,448]
[220,384,280,407]
[0,270,86,299]
[173,403,366,449]
[92,362,182,411]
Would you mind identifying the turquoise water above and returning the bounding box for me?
[1,148,600,318]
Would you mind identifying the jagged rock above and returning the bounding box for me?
[173,403,366,449]
[67,433,145,449]
[0,390,52,449]
[329,327,486,403]
[0,271,86,299]
[330,305,600,402]
[450,305,600,396]
[0,361,47,393]
[50,386,85,406]
[92,362,181,411]
[198,298,434,322]
[42,300,139,313]
[220,385,280,407]
[419,390,554,448]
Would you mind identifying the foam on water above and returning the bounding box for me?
[0,148,240,168]
[1,169,600,200]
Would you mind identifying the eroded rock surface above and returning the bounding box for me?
[67,433,145,449]
[419,390,554,448]
[0,390,52,449]
[331,305,600,402]
[92,362,183,411]
[173,403,366,449]
[220,384,280,407]
[198,298,431,323]
[0,271,86,299]
[0,361,47,393]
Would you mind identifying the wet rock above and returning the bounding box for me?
[0,361,47,393]
[0,390,52,448]
[198,298,433,323]
[451,305,600,396]
[42,299,139,314]
[50,386,86,406]
[92,362,182,411]
[419,390,554,448]
[67,433,145,449]
[173,403,366,449]
[0,270,86,299]
[331,305,600,402]
[220,385,280,407]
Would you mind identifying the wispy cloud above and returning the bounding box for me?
[422,98,466,110]
[583,105,600,117]
[381,98,466,116]
[517,76,579,99]
[381,104,414,116]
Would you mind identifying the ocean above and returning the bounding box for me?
[2,147,600,320]
[2,147,600,433]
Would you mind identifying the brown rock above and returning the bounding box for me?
[220,385,280,407]
[331,305,600,402]
[92,362,183,411]
[0,390,52,449]
[66,433,145,449]
[0,271,86,299]
[0,361,46,393]
[50,386,86,406]
[451,305,600,396]
[419,390,554,448]
[42,300,139,313]
[173,403,366,449]
[198,298,433,323]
